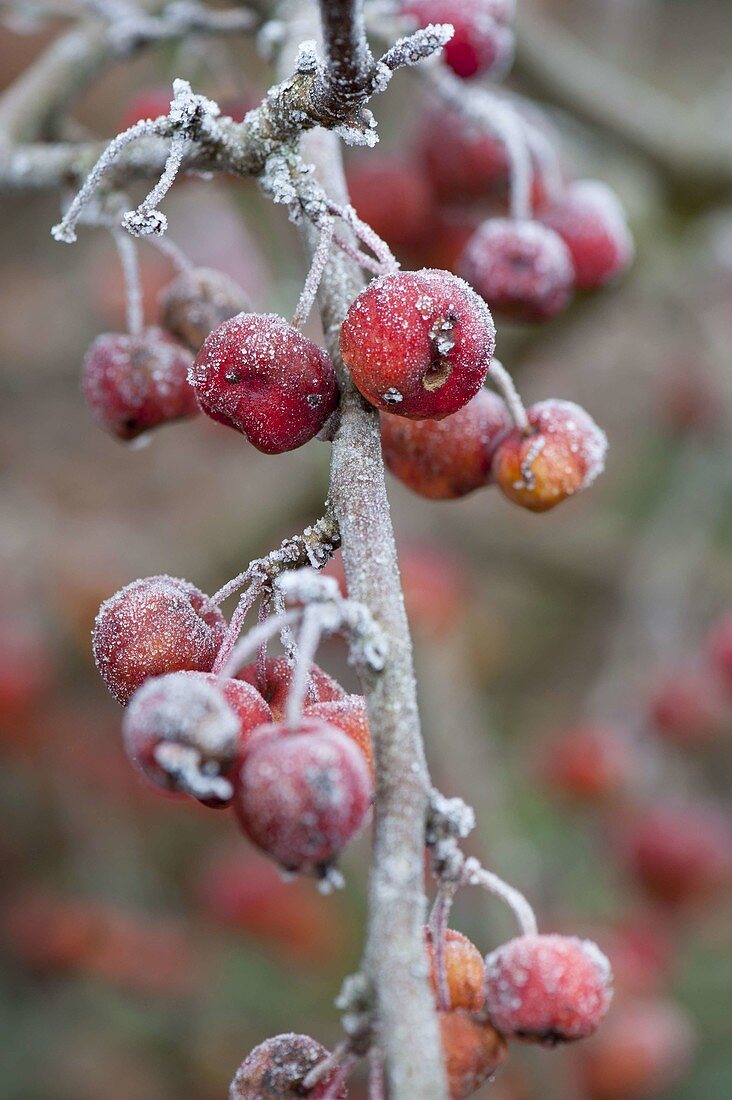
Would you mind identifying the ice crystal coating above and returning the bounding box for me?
[403,0,515,79]
[438,1009,508,1099]
[460,218,575,322]
[484,933,613,1044]
[305,695,373,774]
[233,719,373,872]
[93,575,226,704]
[492,398,607,512]
[340,269,495,420]
[237,656,345,722]
[161,267,252,351]
[189,313,339,453]
[229,1033,347,1100]
[82,327,197,441]
[425,926,486,1011]
[539,179,634,291]
[381,388,512,498]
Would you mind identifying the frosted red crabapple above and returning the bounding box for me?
[483,934,613,1044]
[439,1009,508,1099]
[402,0,515,80]
[425,926,486,1011]
[420,106,510,201]
[491,399,607,512]
[82,327,197,441]
[539,180,634,291]
[339,269,495,419]
[229,1033,347,1100]
[305,695,374,774]
[346,157,435,250]
[237,655,345,721]
[160,267,252,351]
[460,218,575,322]
[93,575,226,705]
[233,718,373,872]
[190,313,339,453]
[380,388,512,499]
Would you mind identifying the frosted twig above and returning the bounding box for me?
[318,1056,358,1100]
[463,857,538,937]
[428,882,458,1011]
[255,592,271,692]
[211,581,263,676]
[271,580,298,660]
[378,22,454,73]
[285,605,324,727]
[333,233,385,275]
[293,214,335,327]
[220,609,300,680]
[111,228,143,335]
[107,1,258,57]
[145,228,196,276]
[121,129,187,236]
[303,1042,354,1093]
[490,358,529,432]
[368,1047,385,1100]
[332,200,399,273]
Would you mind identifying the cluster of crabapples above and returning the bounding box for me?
[230,930,613,1099]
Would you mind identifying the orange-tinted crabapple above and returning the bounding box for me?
[93,575,226,705]
[229,1034,347,1100]
[483,934,613,1044]
[539,180,634,291]
[339,269,495,420]
[305,695,373,774]
[237,656,346,721]
[491,399,607,512]
[460,218,575,323]
[381,388,512,499]
[425,926,486,1011]
[402,0,515,80]
[82,327,197,441]
[160,267,252,351]
[540,724,632,802]
[233,719,373,872]
[439,1009,508,1099]
[190,313,339,453]
[346,157,435,250]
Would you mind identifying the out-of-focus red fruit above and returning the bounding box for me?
[82,327,197,441]
[190,313,339,453]
[623,804,732,908]
[402,0,515,79]
[160,268,252,352]
[439,1010,508,1099]
[305,695,373,773]
[94,248,170,328]
[420,106,510,201]
[0,620,53,721]
[656,364,719,438]
[1,889,99,973]
[706,611,732,693]
[594,918,674,997]
[237,656,345,721]
[415,211,483,274]
[346,157,435,249]
[229,1034,347,1100]
[648,669,724,747]
[540,724,632,802]
[340,269,495,419]
[492,399,607,512]
[484,934,613,1044]
[197,850,346,965]
[425,926,486,1011]
[538,180,634,291]
[233,720,373,872]
[119,88,171,130]
[93,575,226,705]
[581,998,696,1100]
[381,388,511,499]
[219,95,260,122]
[460,218,575,322]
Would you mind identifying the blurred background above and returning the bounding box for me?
[1,1,731,1097]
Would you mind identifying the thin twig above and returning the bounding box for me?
[490,358,529,432]
[111,228,143,335]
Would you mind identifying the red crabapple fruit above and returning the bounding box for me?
[425,926,486,1011]
[346,157,435,250]
[161,267,252,351]
[706,611,732,691]
[237,656,345,721]
[82,327,197,441]
[491,399,607,512]
[233,719,372,872]
[460,218,575,322]
[188,671,271,752]
[623,804,732,908]
[339,269,495,419]
[439,1010,508,1099]
[648,669,723,747]
[420,106,510,201]
[305,695,373,774]
[540,724,632,802]
[581,997,696,1100]
[93,575,226,704]
[404,0,514,80]
[381,388,511,499]
[230,1033,347,1100]
[484,934,613,1044]
[539,180,634,291]
[123,672,241,805]
[190,313,339,453]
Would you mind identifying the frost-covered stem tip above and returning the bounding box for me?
[463,857,539,937]
[490,358,529,432]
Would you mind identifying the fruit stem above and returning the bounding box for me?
[490,358,530,433]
